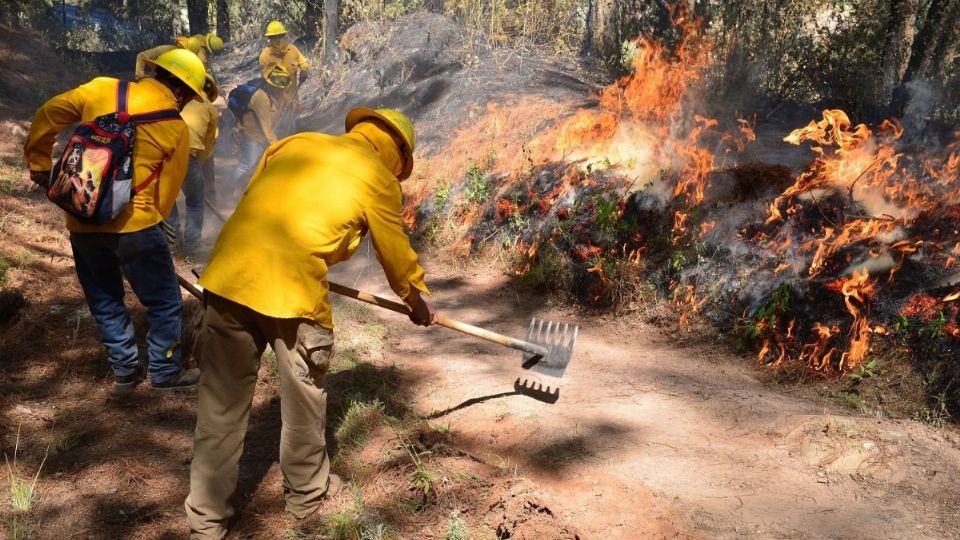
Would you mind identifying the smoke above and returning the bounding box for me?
[901,79,940,135]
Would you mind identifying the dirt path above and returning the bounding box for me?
[330,243,960,540]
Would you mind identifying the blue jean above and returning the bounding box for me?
[229,135,265,200]
[70,225,183,383]
[168,156,206,251]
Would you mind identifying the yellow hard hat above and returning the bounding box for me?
[265,65,292,89]
[145,49,207,98]
[203,73,220,101]
[264,20,287,37]
[181,36,203,54]
[345,107,415,180]
[205,32,224,52]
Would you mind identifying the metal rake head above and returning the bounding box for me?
[520,317,579,378]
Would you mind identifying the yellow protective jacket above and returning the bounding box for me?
[134,38,208,79]
[181,99,219,161]
[199,132,428,328]
[238,87,281,145]
[24,77,190,233]
[259,42,308,102]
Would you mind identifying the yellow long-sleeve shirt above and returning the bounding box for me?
[259,43,308,102]
[199,132,427,328]
[24,77,190,233]
[181,99,219,161]
[238,88,281,145]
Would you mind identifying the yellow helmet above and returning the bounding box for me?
[264,20,287,37]
[345,107,416,180]
[145,49,207,98]
[203,73,220,101]
[205,32,224,53]
[265,65,292,89]
[176,35,203,54]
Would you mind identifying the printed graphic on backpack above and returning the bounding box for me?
[47,80,180,224]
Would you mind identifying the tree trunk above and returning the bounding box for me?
[216,0,230,41]
[583,0,615,59]
[874,0,919,112]
[324,0,339,63]
[904,0,958,80]
[305,0,322,38]
[927,0,960,78]
[186,0,209,35]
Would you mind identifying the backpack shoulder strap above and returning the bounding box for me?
[130,109,182,123]
[116,80,130,113]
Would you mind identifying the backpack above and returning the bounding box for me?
[47,80,181,224]
[227,78,264,122]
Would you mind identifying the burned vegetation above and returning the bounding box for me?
[405,21,960,416]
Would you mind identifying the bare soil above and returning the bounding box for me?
[6,173,960,539]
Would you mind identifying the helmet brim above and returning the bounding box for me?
[144,57,206,102]
[345,107,414,181]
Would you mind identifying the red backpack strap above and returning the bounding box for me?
[134,155,171,194]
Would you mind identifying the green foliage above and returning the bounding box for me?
[4,425,48,513]
[848,357,879,383]
[311,486,390,540]
[336,399,386,450]
[919,312,947,339]
[445,510,469,540]
[264,349,279,379]
[0,254,14,288]
[913,392,952,429]
[893,314,909,333]
[513,242,571,293]
[464,162,490,203]
[742,283,792,341]
[389,422,438,509]
[443,0,585,55]
[434,180,452,212]
[594,195,619,238]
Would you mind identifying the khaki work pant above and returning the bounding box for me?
[185,293,335,539]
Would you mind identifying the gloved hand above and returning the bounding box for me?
[299,70,308,85]
[404,289,435,327]
[29,170,50,188]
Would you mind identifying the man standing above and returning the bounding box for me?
[24,49,208,393]
[259,20,309,136]
[185,108,434,538]
[228,66,289,199]
[165,74,220,255]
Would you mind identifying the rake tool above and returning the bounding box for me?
[328,282,578,378]
[176,273,578,378]
[186,201,577,377]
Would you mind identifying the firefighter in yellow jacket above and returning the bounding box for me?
[165,74,220,254]
[135,32,225,79]
[227,66,289,199]
[259,20,308,135]
[184,108,434,538]
[24,49,207,393]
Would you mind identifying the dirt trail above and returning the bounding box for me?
[330,243,960,540]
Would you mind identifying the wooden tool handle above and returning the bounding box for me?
[177,275,549,358]
[327,282,549,358]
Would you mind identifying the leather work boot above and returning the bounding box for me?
[151,368,201,391]
[113,364,146,396]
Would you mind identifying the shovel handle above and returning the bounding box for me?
[326,282,549,358]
